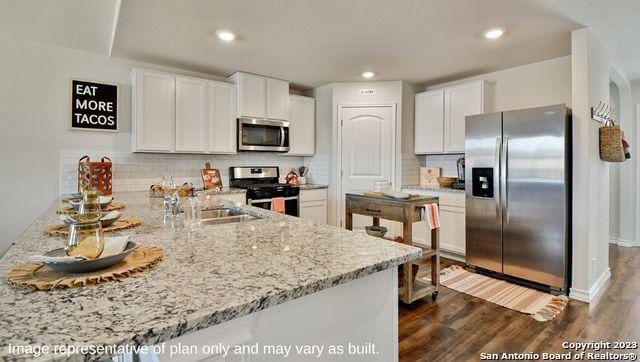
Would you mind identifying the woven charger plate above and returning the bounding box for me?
[43,217,142,237]
[56,200,126,215]
[6,246,163,290]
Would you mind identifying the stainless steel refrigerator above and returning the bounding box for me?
[465,104,571,293]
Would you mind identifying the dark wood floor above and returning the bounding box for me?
[399,245,640,361]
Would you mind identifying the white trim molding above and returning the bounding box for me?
[569,267,611,303]
[608,237,635,248]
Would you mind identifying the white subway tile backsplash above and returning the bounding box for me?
[60,150,304,195]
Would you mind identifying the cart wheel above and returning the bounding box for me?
[431,291,439,301]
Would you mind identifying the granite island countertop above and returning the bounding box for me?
[402,185,465,194]
[0,191,420,361]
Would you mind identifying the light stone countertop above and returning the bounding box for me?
[402,185,465,194]
[0,191,420,361]
[297,184,328,190]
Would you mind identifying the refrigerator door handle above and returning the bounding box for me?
[501,136,509,223]
[495,136,501,224]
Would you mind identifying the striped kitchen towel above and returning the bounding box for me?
[421,203,440,230]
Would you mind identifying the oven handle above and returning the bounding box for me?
[249,196,299,203]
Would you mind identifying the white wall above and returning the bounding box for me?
[633,81,640,246]
[569,28,617,302]
[306,81,417,226]
[425,55,572,110]
[420,56,573,177]
[0,37,303,256]
[609,82,621,239]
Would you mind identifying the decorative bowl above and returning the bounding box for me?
[59,211,121,227]
[67,196,114,210]
[41,241,138,273]
[365,226,388,238]
[437,177,457,187]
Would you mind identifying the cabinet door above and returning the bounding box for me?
[439,205,466,254]
[208,82,236,154]
[267,78,290,120]
[414,90,444,154]
[300,201,327,224]
[175,77,207,153]
[412,204,465,255]
[444,82,483,153]
[237,73,266,118]
[134,71,175,152]
[287,95,315,155]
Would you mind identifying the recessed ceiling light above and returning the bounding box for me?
[484,28,504,39]
[362,71,375,79]
[215,30,236,42]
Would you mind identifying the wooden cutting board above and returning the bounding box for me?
[420,167,440,187]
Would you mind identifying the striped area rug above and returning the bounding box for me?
[425,265,569,321]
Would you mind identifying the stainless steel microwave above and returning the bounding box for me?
[238,118,290,152]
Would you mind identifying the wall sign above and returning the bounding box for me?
[70,79,118,131]
[359,89,375,95]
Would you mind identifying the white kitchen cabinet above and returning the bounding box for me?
[414,80,493,154]
[287,95,315,156]
[414,90,444,154]
[406,189,466,257]
[228,72,289,120]
[175,77,207,153]
[207,81,236,154]
[230,72,266,119]
[267,78,290,120]
[299,188,327,223]
[131,68,236,155]
[132,69,175,152]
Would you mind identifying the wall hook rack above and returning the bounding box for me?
[591,101,615,124]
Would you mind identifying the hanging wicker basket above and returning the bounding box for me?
[599,121,626,163]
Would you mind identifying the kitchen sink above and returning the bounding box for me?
[200,208,258,225]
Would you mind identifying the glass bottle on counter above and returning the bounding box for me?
[184,189,202,232]
[67,188,104,259]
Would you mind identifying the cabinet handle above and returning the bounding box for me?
[365,208,381,213]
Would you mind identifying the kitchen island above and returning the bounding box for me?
[0,192,421,361]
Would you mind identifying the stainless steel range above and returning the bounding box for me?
[229,166,300,216]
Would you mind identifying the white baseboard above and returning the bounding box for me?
[440,250,465,263]
[609,237,635,247]
[569,267,611,303]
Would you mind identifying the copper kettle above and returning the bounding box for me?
[285,169,299,186]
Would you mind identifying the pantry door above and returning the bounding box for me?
[340,105,394,229]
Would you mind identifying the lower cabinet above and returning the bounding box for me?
[408,190,466,256]
[299,188,327,223]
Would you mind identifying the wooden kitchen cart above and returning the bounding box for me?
[345,193,440,304]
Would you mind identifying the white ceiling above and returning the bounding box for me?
[0,0,117,54]
[1,0,639,87]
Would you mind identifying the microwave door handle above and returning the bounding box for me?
[280,127,285,147]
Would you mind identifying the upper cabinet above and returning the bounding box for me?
[267,78,290,120]
[132,70,176,152]
[414,90,444,154]
[131,68,236,154]
[228,72,289,120]
[287,95,315,156]
[208,82,237,154]
[175,77,207,153]
[414,80,494,154]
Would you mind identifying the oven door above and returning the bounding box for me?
[238,118,290,152]
[249,196,299,217]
